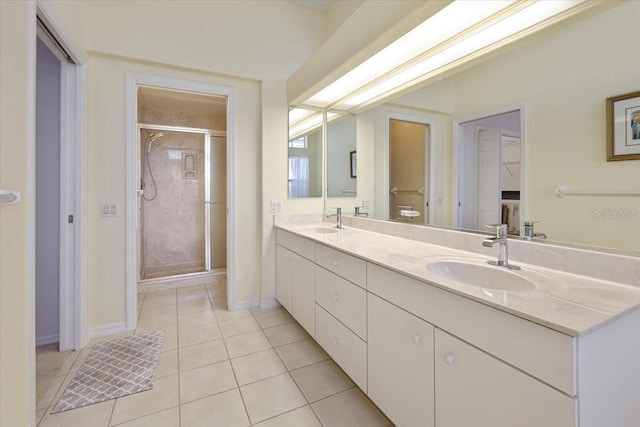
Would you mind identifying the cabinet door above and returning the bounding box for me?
[292,254,315,336]
[435,329,576,427]
[276,245,293,313]
[368,293,435,427]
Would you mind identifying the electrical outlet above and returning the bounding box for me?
[270,200,282,214]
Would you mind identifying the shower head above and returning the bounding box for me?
[146,132,164,153]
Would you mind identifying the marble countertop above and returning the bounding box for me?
[276,221,640,337]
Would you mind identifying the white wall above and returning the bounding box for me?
[80,1,328,326]
[36,37,61,345]
[0,2,36,425]
[85,0,324,81]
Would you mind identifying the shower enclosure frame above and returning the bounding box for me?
[137,122,224,278]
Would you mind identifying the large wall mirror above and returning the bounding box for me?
[288,108,323,198]
[308,2,639,253]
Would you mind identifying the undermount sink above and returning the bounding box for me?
[308,226,339,234]
[425,261,536,291]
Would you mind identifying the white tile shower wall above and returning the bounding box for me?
[339,216,640,287]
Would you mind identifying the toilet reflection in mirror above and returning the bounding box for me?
[389,117,431,223]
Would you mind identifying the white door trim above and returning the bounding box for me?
[125,73,236,330]
[385,112,435,223]
[452,102,527,231]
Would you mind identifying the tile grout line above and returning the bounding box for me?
[256,309,322,426]
[223,308,259,425]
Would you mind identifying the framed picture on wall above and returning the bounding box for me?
[350,151,357,178]
[606,90,640,161]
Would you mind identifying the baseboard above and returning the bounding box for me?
[89,322,127,339]
[259,298,281,310]
[36,334,59,346]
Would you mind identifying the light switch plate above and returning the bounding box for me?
[270,200,282,214]
[101,202,119,217]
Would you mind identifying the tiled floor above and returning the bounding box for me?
[35,282,391,426]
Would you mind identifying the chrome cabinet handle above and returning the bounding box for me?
[412,333,422,344]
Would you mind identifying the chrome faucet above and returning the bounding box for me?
[354,206,368,217]
[327,207,343,229]
[523,221,547,240]
[482,224,520,270]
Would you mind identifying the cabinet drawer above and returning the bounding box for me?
[316,304,367,391]
[315,244,366,288]
[276,229,315,260]
[367,263,576,396]
[316,267,367,340]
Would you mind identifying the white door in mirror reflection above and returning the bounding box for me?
[477,128,502,228]
[389,119,430,223]
[458,110,522,234]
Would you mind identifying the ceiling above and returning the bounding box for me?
[286,0,334,13]
[138,86,227,117]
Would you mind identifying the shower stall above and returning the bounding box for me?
[137,124,226,281]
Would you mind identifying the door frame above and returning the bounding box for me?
[125,73,236,331]
[36,2,88,352]
[385,112,435,224]
[452,103,527,231]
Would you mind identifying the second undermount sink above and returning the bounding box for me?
[308,226,339,234]
[425,261,536,291]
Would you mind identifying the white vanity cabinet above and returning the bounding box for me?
[274,226,640,427]
[434,329,576,427]
[368,293,435,427]
[275,231,316,336]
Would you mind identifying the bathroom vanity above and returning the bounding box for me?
[275,218,640,427]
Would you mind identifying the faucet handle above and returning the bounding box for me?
[484,223,508,238]
[523,220,539,226]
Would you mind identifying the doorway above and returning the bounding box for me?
[388,118,432,223]
[34,13,84,352]
[455,108,524,234]
[35,35,62,347]
[136,88,227,285]
[126,74,236,329]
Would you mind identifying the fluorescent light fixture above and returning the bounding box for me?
[302,0,586,111]
[341,0,583,108]
[304,0,516,108]
[288,107,316,126]
[289,111,323,139]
